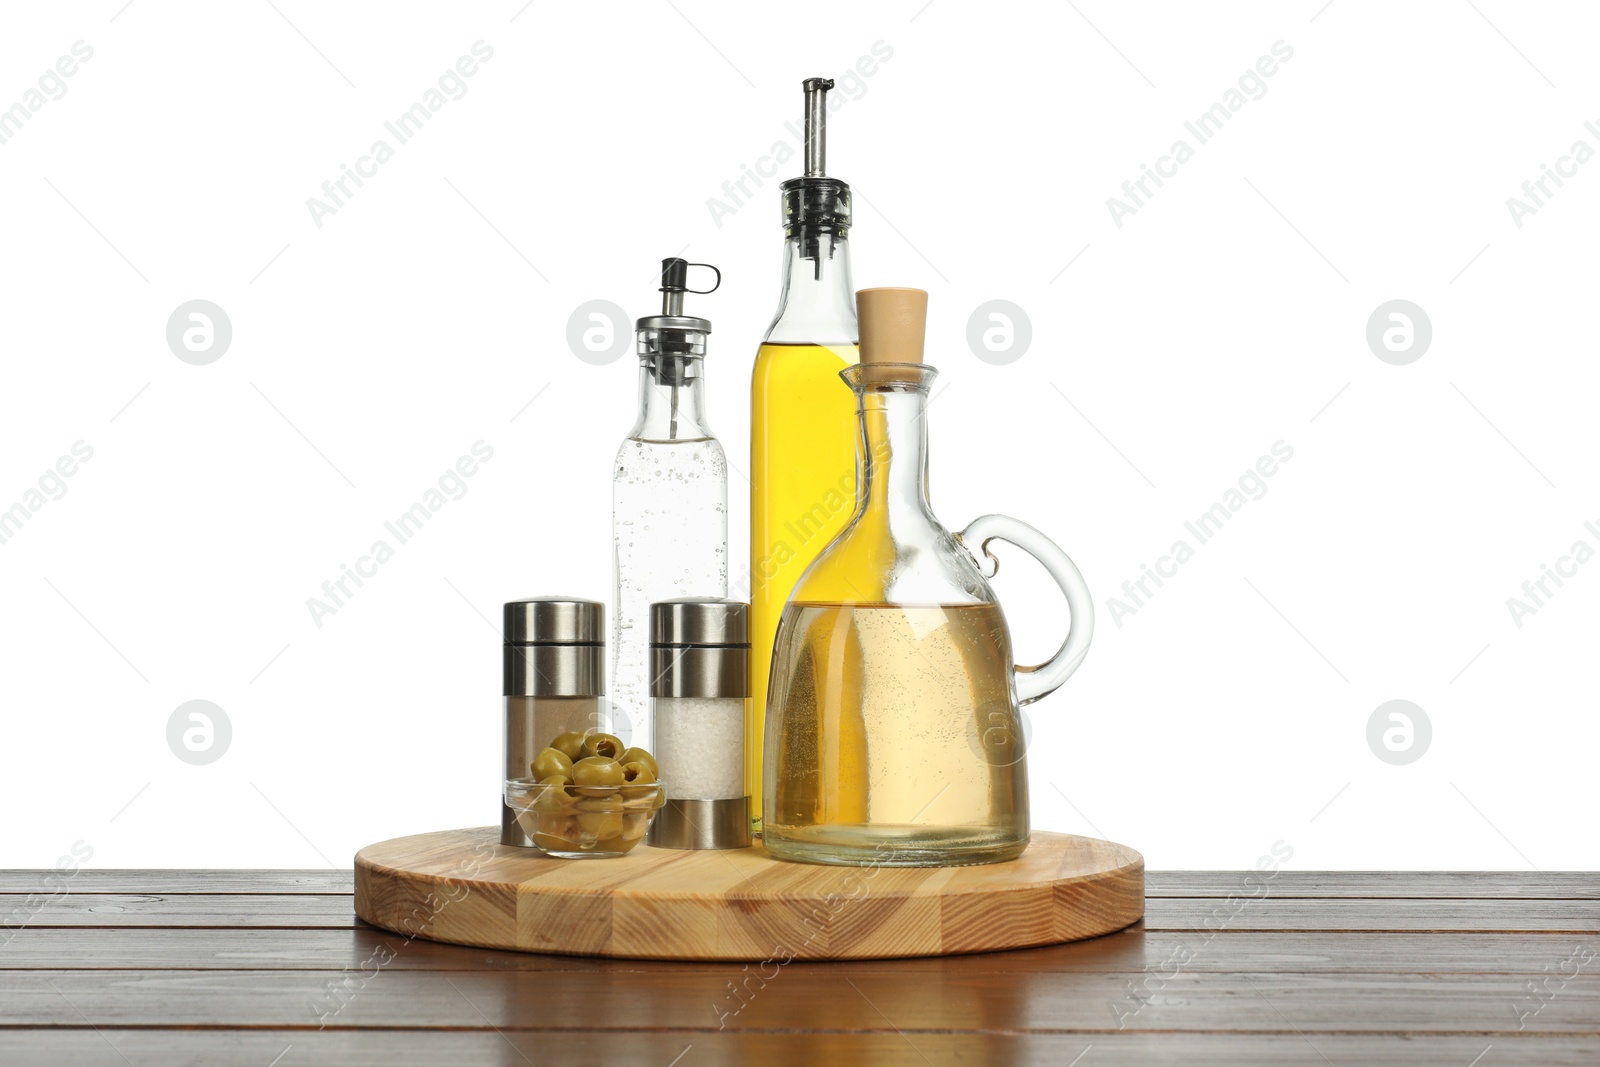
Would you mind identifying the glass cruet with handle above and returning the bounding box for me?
[763,287,1094,868]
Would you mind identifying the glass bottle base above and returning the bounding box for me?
[762,823,1028,868]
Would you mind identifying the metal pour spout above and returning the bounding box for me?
[803,77,832,177]
[782,78,851,280]
[635,257,721,437]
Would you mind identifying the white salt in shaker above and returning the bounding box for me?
[647,598,751,849]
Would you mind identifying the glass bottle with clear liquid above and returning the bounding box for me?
[613,259,729,743]
[749,77,861,835]
[764,288,1096,867]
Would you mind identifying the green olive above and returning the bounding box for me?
[581,732,625,761]
[576,809,624,840]
[531,747,573,780]
[618,747,659,778]
[571,755,624,795]
[534,774,579,810]
[549,731,588,761]
[576,794,623,813]
[620,760,657,786]
[617,758,656,799]
[535,812,577,847]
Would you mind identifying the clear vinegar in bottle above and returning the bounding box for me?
[613,259,729,744]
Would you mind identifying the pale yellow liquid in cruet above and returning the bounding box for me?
[748,340,860,832]
[765,600,1027,863]
[761,388,1030,866]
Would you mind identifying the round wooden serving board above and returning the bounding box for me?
[354,827,1143,960]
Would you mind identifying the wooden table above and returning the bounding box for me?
[0,868,1594,1065]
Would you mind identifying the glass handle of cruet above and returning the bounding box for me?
[956,514,1094,707]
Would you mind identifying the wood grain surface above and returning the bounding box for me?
[353,826,1146,959]
[5,867,1591,897]
[8,889,1597,932]
[2,1031,1598,1067]
[1,926,1592,973]
[1,866,1594,1065]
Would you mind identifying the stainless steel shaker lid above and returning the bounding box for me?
[650,598,749,647]
[503,597,604,646]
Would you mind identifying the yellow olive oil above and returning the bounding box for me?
[763,601,1029,866]
[749,341,860,831]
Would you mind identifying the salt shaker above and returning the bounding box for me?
[502,597,606,848]
[646,598,751,850]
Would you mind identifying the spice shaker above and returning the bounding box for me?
[647,598,751,850]
[502,596,606,847]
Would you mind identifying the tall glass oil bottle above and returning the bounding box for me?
[749,77,861,835]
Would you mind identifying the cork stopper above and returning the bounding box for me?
[857,288,928,371]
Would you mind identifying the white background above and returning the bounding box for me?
[1,0,1594,872]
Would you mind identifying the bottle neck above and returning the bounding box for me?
[764,230,858,345]
[631,356,712,442]
[855,383,932,521]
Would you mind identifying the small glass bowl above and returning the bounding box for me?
[504,777,666,859]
